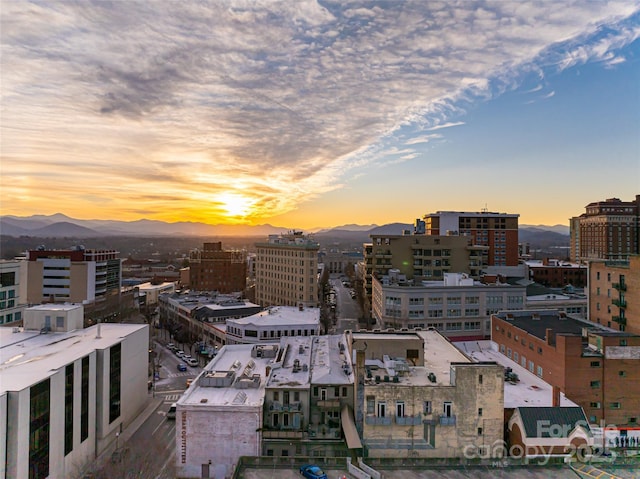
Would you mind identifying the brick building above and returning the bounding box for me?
[570,195,640,262]
[527,259,587,288]
[588,255,639,334]
[423,210,520,267]
[189,242,247,293]
[492,310,640,428]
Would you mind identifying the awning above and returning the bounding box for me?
[341,404,363,449]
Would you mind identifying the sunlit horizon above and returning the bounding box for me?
[2,2,639,231]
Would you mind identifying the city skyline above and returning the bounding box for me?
[1,2,639,230]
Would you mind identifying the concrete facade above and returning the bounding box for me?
[0,311,148,479]
[255,232,319,309]
[0,260,26,326]
[371,272,526,339]
[350,331,504,459]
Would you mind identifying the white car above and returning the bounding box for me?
[175,350,185,358]
[186,358,199,367]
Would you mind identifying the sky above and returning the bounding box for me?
[1,1,639,230]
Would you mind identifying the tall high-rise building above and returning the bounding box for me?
[571,195,640,262]
[26,247,121,304]
[255,232,319,308]
[189,242,247,293]
[422,210,520,267]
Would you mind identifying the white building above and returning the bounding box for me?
[0,260,27,326]
[136,281,176,309]
[175,343,274,479]
[0,304,149,479]
[371,272,526,339]
[225,306,320,345]
[255,231,319,308]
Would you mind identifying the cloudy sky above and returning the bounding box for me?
[2,1,639,229]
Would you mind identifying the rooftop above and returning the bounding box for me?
[0,323,147,394]
[493,310,625,342]
[230,306,320,327]
[456,340,578,408]
[354,330,471,387]
[178,343,273,409]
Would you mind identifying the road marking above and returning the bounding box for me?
[163,394,181,402]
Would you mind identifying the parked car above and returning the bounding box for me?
[167,343,176,351]
[175,350,185,358]
[186,358,199,367]
[167,403,177,420]
[182,354,193,361]
[299,465,327,479]
[177,363,187,372]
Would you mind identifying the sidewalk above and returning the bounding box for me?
[94,394,164,468]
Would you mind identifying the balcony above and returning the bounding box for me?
[612,298,627,308]
[316,399,340,409]
[308,424,341,439]
[612,282,627,291]
[365,415,392,426]
[395,414,422,426]
[612,316,627,325]
[262,429,306,439]
[439,415,456,426]
[268,401,301,412]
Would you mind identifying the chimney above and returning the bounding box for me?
[545,328,554,345]
[552,386,561,407]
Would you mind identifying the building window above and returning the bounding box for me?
[619,371,626,377]
[536,366,543,378]
[609,402,621,409]
[528,360,534,373]
[443,402,452,417]
[590,402,601,408]
[109,343,121,423]
[396,401,405,418]
[590,361,601,367]
[478,408,483,416]
[342,387,348,397]
[590,380,601,388]
[81,356,89,442]
[423,401,432,414]
[366,396,375,415]
[29,378,50,479]
[313,387,318,397]
[64,364,74,456]
[478,374,483,385]
[478,427,483,436]
[377,402,386,418]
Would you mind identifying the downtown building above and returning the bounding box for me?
[254,232,320,309]
[588,255,639,334]
[363,231,486,306]
[371,271,526,340]
[0,260,26,326]
[422,210,520,267]
[0,303,148,479]
[188,242,247,294]
[25,248,121,305]
[492,309,640,429]
[570,195,640,262]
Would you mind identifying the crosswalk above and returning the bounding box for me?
[167,371,195,378]
[162,394,181,402]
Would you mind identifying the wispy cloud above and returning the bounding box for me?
[1,1,638,223]
[426,122,466,132]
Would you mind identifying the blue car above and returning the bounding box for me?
[299,465,327,479]
[177,363,187,372]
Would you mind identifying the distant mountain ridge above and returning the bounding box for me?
[0,213,570,240]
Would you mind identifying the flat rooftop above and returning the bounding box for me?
[266,336,312,389]
[455,340,578,409]
[310,334,353,385]
[0,323,147,393]
[179,343,272,408]
[231,306,319,326]
[354,330,471,387]
[494,310,627,341]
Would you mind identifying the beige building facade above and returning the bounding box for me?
[255,232,319,308]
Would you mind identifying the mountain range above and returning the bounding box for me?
[0,213,570,239]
